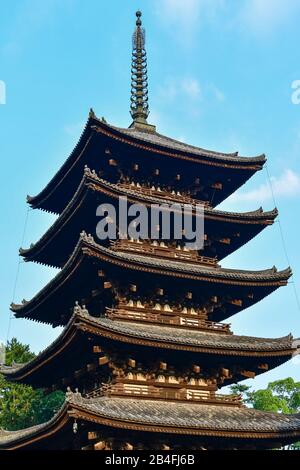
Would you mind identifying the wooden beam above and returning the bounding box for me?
[258,363,269,370]
[220,368,230,378]
[219,238,231,244]
[99,356,109,366]
[128,358,136,368]
[211,182,223,190]
[93,346,102,353]
[240,370,256,379]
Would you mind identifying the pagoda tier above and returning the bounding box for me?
[5,11,299,451]
[1,391,300,450]
[26,112,266,214]
[11,234,292,326]
[1,309,298,391]
[20,168,278,268]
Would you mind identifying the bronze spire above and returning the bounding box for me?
[130,11,150,127]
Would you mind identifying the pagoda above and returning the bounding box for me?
[1,11,300,451]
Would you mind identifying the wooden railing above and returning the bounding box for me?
[110,239,218,267]
[116,302,208,319]
[86,383,242,406]
[106,307,231,334]
[118,182,210,207]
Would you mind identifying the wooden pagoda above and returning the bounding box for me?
[1,11,300,450]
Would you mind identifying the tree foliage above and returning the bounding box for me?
[0,338,64,431]
[230,377,300,449]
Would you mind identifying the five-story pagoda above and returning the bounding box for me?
[1,11,300,450]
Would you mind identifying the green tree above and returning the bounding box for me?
[4,338,35,366]
[230,377,300,449]
[0,338,64,431]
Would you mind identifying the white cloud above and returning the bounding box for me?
[155,0,224,42]
[181,78,201,99]
[239,0,300,35]
[159,77,201,101]
[229,169,300,203]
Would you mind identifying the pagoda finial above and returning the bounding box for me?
[130,11,149,125]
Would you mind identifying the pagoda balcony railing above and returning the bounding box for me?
[86,383,242,406]
[106,307,231,334]
[116,301,208,319]
[117,182,210,207]
[110,239,218,267]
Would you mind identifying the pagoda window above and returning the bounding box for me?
[169,376,179,384]
[157,375,166,383]
[163,304,173,312]
[137,373,146,381]
[198,379,207,386]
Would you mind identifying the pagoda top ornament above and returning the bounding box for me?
[130,11,155,132]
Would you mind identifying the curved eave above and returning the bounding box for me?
[26,111,265,214]
[20,172,278,267]
[26,112,99,212]
[12,236,292,324]
[2,395,300,449]
[92,120,266,167]
[2,312,297,385]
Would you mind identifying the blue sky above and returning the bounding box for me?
[1,0,300,391]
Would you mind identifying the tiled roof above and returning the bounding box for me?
[69,395,300,433]
[20,171,278,267]
[1,394,300,448]
[1,310,297,384]
[101,243,291,281]
[11,236,292,322]
[89,316,295,353]
[111,124,266,164]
